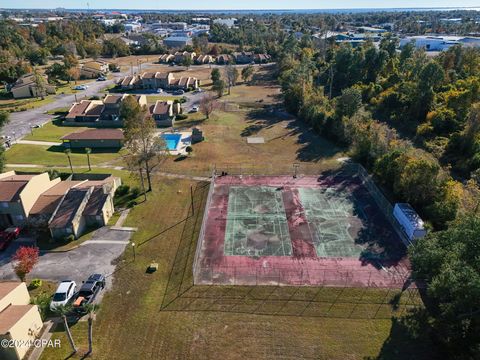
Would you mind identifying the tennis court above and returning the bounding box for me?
[194,172,409,287]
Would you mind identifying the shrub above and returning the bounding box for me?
[64,235,75,242]
[176,114,188,120]
[130,187,141,198]
[115,184,130,196]
[179,96,187,103]
[31,292,52,320]
[127,200,137,208]
[29,278,43,289]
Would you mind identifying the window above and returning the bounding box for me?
[1,202,8,208]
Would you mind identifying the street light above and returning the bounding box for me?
[12,131,16,143]
[131,242,136,261]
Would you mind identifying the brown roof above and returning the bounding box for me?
[75,176,115,189]
[49,188,89,228]
[0,305,36,334]
[66,101,91,119]
[62,129,124,141]
[30,181,83,215]
[152,101,171,115]
[103,94,123,104]
[155,72,170,79]
[0,181,28,202]
[83,188,109,216]
[0,282,23,299]
[142,72,156,79]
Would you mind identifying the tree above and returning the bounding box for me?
[410,214,480,358]
[199,93,217,119]
[53,304,77,355]
[85,147,92,171]
[335,87,362,118]
[64,148,73,173]
[84,304,100,356]
[185,146,193,156]
[121,95,166,192]
[211,68,221,84]
[241,65,254,84]
[33,68,47,99]
[67,67,80,84]
[212,79,225,98]
[182,55,193,69]
[11,246,39,282]
[225,64,239,94]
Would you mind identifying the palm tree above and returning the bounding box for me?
[85,147,92,171]
[64,148,73,173]
[83,303,100,356]
[53,304,77,354]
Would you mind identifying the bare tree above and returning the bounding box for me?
[199,93,217,119]
[121,96,167,192]
[225,64,239,95]
[33,68,47,99]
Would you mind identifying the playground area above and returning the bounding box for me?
[194,169,410,287]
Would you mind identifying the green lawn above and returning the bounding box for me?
[39,176,433,360]
[23,122,90,142]
[0,96,54,112]
[5,144,125,167]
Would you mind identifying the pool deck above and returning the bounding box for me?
[158,131,192,155]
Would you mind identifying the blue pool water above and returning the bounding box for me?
[162,133,182,150]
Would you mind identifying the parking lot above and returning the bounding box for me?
[0,227,133,289]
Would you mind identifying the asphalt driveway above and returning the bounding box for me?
[0,227,133,289]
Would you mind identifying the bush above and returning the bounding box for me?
[176,114,188,120]
[179,96,187,103]
[29,279,42,289]
[127,200,137,208]
[64,235,75,242]
[115,184,130,196]
[130,187,141,198]
[31,292,52,320]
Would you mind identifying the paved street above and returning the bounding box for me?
[0,227,133,289]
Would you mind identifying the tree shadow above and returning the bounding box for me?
[47,146,121,154]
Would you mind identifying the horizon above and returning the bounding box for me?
[2,0,480,11]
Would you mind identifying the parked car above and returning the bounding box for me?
[190,106,199,113]
[97,76,107,81]
[173,90,185,96]
[0,227,19,251]
[156,88,164,94]
[73,85,88,90]
[72,274,106,313]
[50,280,77,311]
[112,68,121,73]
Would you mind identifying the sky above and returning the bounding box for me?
[2,0,480,10]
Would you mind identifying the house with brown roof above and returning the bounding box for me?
[0,282,43,360]
[48,175,119,240]
[195,54,214,64]
[233,51,255,64]
[159,54,175,63]
[79,60,109,79]
[61,129,124,149]
[149,100,181,127]
[10,73,56,99]
[64,95,147,124]
[174,51,196,63]
[216,54,233,65]
[64,100,105,123]
[0,172,60,227]
[116,72,198,91]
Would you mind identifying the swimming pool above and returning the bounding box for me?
[162,133,182,151]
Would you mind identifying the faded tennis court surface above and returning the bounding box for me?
[194,170,410,287]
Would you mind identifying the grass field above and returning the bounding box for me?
[23,122,90,142]
[39,176,433,360]
[5,144,125,167]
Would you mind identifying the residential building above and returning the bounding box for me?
[64,95,147,124]
[195,54,214,64]
[149,100,181,127]
[174,51,196,63]
[64,100,105,123]
[79,60,109,79]
[0,282,43,360]
[233,51,255,64]
[0,172,60,227]
[10,73,55,99]
[117,72,198,91]
[48,175,119,239]
[159,54,175,63]
[124,23,141,32]
[213,18,236,28]
[254,53,271,63]
[216,54,233,65]
[163,36,192,48]
[61,129,124,149]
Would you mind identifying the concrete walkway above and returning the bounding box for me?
[115,209,130,227]
[27,319,59,360]
[17,140,62,146]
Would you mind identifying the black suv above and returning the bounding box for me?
[72,274,106,313]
